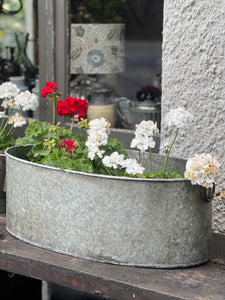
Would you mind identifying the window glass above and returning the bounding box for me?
[70,0,163,130]
[0,0,39,118]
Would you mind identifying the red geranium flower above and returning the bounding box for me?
[56,97,88,120]
[59,139,77,153]
[41,82,59,98]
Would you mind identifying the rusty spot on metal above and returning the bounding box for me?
[0,233,8,243]
[71,278,79,288]
[210,258,225,265]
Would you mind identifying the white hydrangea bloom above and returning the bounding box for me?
[9,113,26,128]
[102,152,125,169]
[86,118,111,160]
[130,120,158,152]
[14,91,38,111]
[165,107,193,128]
[0,82,20,99]
[184,153,220,188]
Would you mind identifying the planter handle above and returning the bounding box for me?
[202,184,215,202]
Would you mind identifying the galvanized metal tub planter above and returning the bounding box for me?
[0,151,6,213]
[5,145,212,268]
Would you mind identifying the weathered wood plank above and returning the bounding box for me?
[0,214,225,300]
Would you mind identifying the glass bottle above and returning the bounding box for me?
[14,32,37,90]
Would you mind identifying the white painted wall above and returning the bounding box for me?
[161,0,225,233]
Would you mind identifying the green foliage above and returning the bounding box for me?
[16,120,76,162]
[103,137,128,157]
[120,170,183,179]
[15,119,183,180]
[16,120,75,146]
[0,134,15,151]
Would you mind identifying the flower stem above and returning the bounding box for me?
[53,97,56,126]
[149,148,152,172]
[0,118,9,136]
[0,117,5,131]
[70,118,74,131]
[141,151,145,168]
[162,128,179,176]
[103,165,112,176]
[7,125,14,135]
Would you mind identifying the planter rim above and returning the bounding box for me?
[6,145,188,183]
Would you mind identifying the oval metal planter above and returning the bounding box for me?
[0,152,6,213]
[5,145,212,268]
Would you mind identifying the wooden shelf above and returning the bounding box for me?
[0,214,225,300]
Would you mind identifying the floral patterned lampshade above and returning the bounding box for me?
[70,24,125,74]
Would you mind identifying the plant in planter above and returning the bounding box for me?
[5,82,220,268]
[16,83,193,180]
[0,81,38,150]
[0,81,38,204]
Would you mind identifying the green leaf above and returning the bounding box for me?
[73,158,94,173]
[103,137,128,157]
[31,142,52,158]
[0,135,15,151]
[42,156,73,169]
[143,170,183,179]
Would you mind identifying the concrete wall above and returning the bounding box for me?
[161,0,225,233]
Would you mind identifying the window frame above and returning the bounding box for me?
[38,0,70,123]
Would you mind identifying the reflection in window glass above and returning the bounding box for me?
[0,0,39,118]
[70,0,163,130]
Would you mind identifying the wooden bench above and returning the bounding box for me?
[0,213,225,300]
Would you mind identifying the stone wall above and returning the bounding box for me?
[161,0,225,233]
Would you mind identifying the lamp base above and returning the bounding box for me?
[87,104,116,128]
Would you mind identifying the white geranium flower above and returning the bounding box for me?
[87,130,108,147]
[9,113,26,128]
[87,144,105,160]
[102,152,125,169]
[131,135,155,152]
[135,120,159,136]
[102,152,144,175]
[87,117,110,133]
[130,120,157,153]
[0,82,20,99]
[165,107,193,128]
[14,91,39,111]
[184,153,220,188]
[86,118,111,160]
[160,142,170,154]
[123,158,145,175]
[0,111,7,118]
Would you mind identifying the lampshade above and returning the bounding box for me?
[70,23,125,74]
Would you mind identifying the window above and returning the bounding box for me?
[69,0,163,130]
[38,0,163,131]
